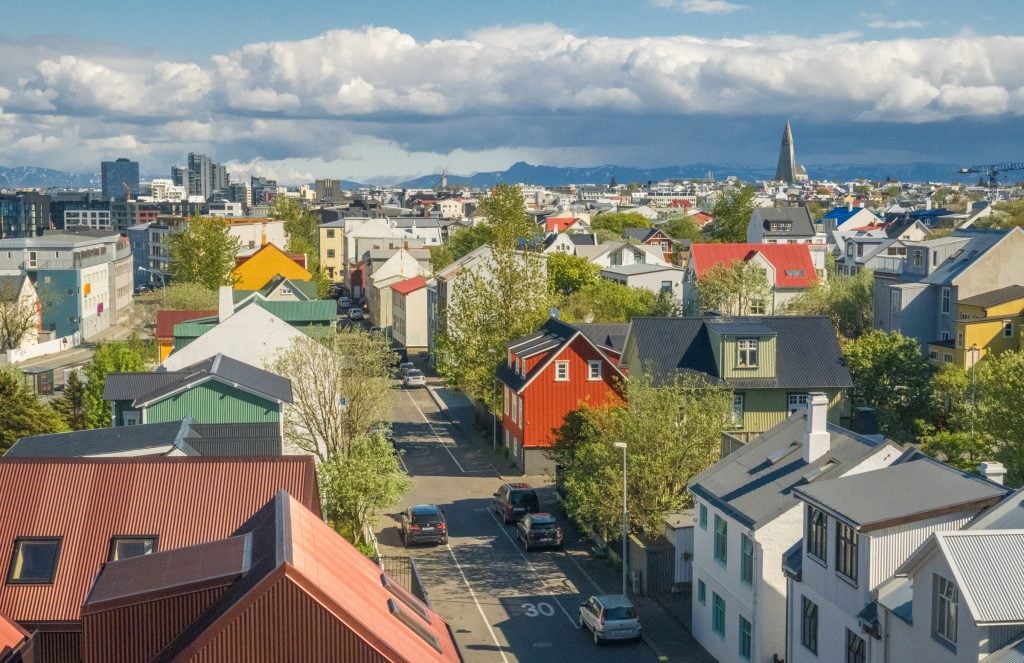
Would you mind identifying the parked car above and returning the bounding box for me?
[493,483,540,524]
[517,513,562,551]
[338,296,351,308]
[402,369,426,388]
[400,504,448,546]
[398,361,416,378]
[369,325,382,334]
[579,595,641,644]
[348,307,364,321]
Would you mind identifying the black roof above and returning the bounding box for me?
[625,316,853,389]
[186,423,283,456]
[752,207,816,237]
[567,233,597,246]
[6,420,196,457]
[575,323,630,352]
[623,227,660,243]
[958,285,1024,309]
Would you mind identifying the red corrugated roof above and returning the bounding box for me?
[0,611,27,655]
[0,457,319,625]
[691,243,817,288]
[155,310,217,341]
[545,216,579,233]
[390,276,428,295]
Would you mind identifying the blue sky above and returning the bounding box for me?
[0,1,1021,182]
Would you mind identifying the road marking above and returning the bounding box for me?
[446,543,510,663]
[406,389,491,474]
[396,447,410,474]
[562,549,605,595]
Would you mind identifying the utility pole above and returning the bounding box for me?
[613,441,628,596]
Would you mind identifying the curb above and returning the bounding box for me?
[425,385,508,480]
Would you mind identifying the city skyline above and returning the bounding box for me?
[0,2,1021,184]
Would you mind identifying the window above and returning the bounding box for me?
[890,289,901,313]
[697,578,706,604]
[714,515,727,565]
[554,361,569,381]
[749,299,766,315]
[661,280,673,293]
[712,593,725,637]
[740,534,753,585]
[807,506,827,564]
[941,287,951,314]
[510,395,517,426]
[933,575,958,647]
[123,411,140,426]
[382,573,432,623]
[326,249,335,258]
[940,331,950,341]
[836,521,858,583]
[912,250,923,268]
[846,628,866,663]
[1004,320,1014,338]
[326,229,335,238]
[956,330,964,348]
[699,503,707,529]
[739,615,752,660]
[388,598,442,653]
[788,393,808,415]
[737,339,758,367]
[801,597,818,654]
[731,393,745,427]
[7,538,61,584]
[944,353,953,363]
[588,360,602,381]
[503,387,509,416]
[518,396,523,428]
[109,537,156,561]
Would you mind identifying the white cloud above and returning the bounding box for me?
[867,18,925,30]
[653,0,746,14]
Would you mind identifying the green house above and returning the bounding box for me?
[102,353,293,428]
[621,316,852,440]
[172,297,335,353]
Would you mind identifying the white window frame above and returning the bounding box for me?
[517,396,524,428]
[503,387,509,416]
[554,361,569,381]
[587,360,602,381]
[737,339,758,367]
[933,574,958,647]
[788,393,808,415]
[1004,320,1014,338]
[941,287,951,314]
[731,394,744,427]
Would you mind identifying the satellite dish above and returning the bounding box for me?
[549,307,560,320]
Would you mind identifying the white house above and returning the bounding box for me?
[391,276,429,352]
[365,248,432,329]
[600,264,685,307]
[688,394,902,663]
[575,241,668,269]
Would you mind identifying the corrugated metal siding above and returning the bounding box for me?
[182,575,391,663]
[721,336,778,379]
[147,382,279,424]
[943,533,1024,624]
[81,586,229,663]
[868,511,974,590]
[31,631,79,663]
[733,388,844,435]
[0,457,318,625]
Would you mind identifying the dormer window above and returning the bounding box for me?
[109,536,157,561]
[737,339,758,367]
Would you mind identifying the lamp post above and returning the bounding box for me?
[613,441,628,596]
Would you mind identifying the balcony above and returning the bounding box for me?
[873,256,905,275]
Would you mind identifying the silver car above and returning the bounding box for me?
[403,369,426,388]
[579,595,641,644]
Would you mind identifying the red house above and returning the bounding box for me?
[497,318,628,474]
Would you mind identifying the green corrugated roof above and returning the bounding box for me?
[251,299,335,323]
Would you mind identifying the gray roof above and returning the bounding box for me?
[622,228,662,243]
[967,488,1024,531]
[877,577,914,623]
[958,285,1024,310]
[689,413,896,529]
[187,423,282,456]
[751,207,816,237]
[575,323,630,352]
[987,634,1024,663]
[601,264,683,276]
[104,353,293,406]
[921,228,1010,286]
[794,451,1009,530]
[625,316,853,389]
[5,420,198,457]
[935,531,1024,625]
[0,274,28,300]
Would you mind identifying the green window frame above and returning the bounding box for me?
[699,503,707,529]
[739,615,752,660]
[712,593,725,638]
[740,534,754,585]
[714,515,727,566]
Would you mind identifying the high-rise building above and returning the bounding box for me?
[251,176,277,205]
[101,157,140,200]
[187,153,213,200]
[774,121,809,184]
[226,182,252,207]
[171,166,188,188]
[315,179,342,204]
[0,192,52,239]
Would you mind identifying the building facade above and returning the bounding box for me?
[100,157,140,200]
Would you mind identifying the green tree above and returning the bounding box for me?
[696,260,770,315]
[929,363,973,433]
[270,197,331,297]
[82,341,148,429]
[782,269,874,340]
[559,280,661,323]
[590,212,652,236]
[661,215,703,243]
[550,373,732,538]
[921,431,994,474]
[0,368,67,452]
[708,186,756,242]
[53,370,88,430]
[167,216,241,289]
[843,330,933,442]
[547,253,600,295]
[317,433,412,551]
[128,282,219,333]
[0,280,39,351]
[974,349,1024,485]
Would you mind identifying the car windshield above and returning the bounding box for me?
[510,492,536,505]
[603,605,637,620]
[412,512,440,524]
[407,370,423,377]
[531,521,556,530]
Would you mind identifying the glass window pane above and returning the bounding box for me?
[111,537,156,561]
[8,539,61,583]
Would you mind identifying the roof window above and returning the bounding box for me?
[382,573,432,624]
[388,598,442,653]
[7,537,62,584]
[801,460,838,483]
[785,269,806,277]
[108,536,157,561]
[766,442,799,465]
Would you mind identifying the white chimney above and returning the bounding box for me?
[847,200,853,212]
[803,392,830,464]
[978,461,1007,485]
[218,285,234,323]
[925,198,933,211]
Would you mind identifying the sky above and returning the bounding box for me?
[0,0,1022,184]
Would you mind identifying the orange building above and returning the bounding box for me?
[232,243,311,291]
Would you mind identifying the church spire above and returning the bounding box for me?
[775,120,797,184]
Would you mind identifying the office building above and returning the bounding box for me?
[100,158,140,200]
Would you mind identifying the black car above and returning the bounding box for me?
[517,513,563,551]
[400,504,448,546]
[493,483,540,524]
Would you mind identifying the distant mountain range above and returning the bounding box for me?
[0,161,984,191]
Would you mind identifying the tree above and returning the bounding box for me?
[430,223,493,271]
[0,369,67,452]
[317,433,412,551]
[590,212,652,236]
[974,349,1024,485]
[696,260,770,315]
[843,330,933,442]
[559,280,664,323]
[128,282,219,333]
[270,330,396,460]
[53,370,88,430]
[550,373,732,538]
[921,431,994,474]
[661,215,703,243]
[708,186,755,243]
[271,197,331,297]
[782,269,873,340]
[167,216,241,289]
[0,280,38,352]
[928,363,973,433]
[82,340,147,429]
[547,253,600,295]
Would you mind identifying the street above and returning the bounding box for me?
[375,384,663,663]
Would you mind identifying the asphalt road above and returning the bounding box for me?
[374,385,661,663]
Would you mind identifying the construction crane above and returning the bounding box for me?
[122,181,133,202]
[957,163,1024,191]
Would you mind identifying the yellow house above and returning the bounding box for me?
[232,243,311,291]
[319,220,346,282]
[928,284,1024,368]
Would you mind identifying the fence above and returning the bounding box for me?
[6,332,82,365]
[376,556,432,606]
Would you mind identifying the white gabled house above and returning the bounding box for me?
[688,394,902,663]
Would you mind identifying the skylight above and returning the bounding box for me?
[388,598,442,653]
[802,460,838,483]
[766,442,799,465]
[7,538,62,584]
[382,573,432,624]
[785,269,806,277]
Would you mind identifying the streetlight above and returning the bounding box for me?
[613,441,628,596]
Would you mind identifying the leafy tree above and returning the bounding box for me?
[317,433,412,551]
[550,373,732,538]
[53,370,88,430]
[929,363,974,433]
[270,329,396,460]
[271,197,331,297]
[559,280,661,323]
[82,340,148,429]
[547,253,600,295]
[661,215,703,243]
[167,216,241,289]
[128,282,219,333]
[974,349,1024,485]
[708,186,755,242]
[843,330,933,443]
[977,201,1024,229]
[0,280,38,351]
[590,212,652,236]
[430,223,493,271]
[696,259,770,315]
[782,269,873,340]
[921,431,994,474]
[0,369,67,452]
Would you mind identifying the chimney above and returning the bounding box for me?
[925,198,932,211]
[218,285,234,323]
[978,461,1007,485]
[803,392,830,464]
[847,200,853,212]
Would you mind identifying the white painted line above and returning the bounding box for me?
[562,549,605,595]
[553,597,578,629]
[396,448,410,475]
[447,543,510,663]
[406,389,491,474]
